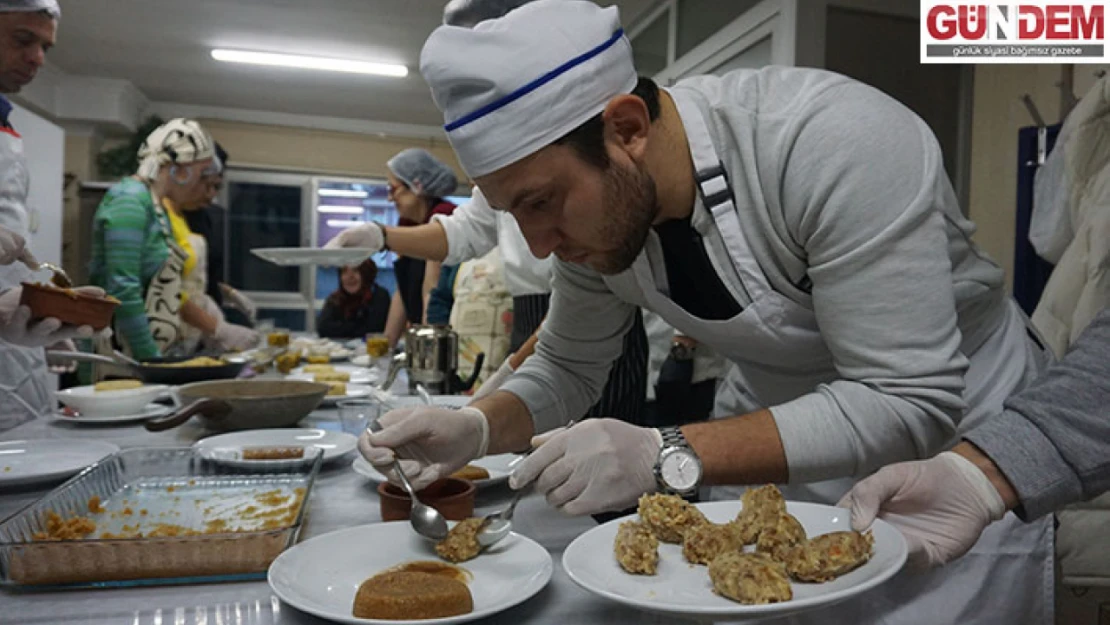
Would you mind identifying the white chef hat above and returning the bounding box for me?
[421,0,636,178]
[136,118,216,180]
[387,148,459,198]
[0,0,60,19]
[442,0,534,26]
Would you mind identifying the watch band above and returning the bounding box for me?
[659,426,687,448]
[378,223,390,252]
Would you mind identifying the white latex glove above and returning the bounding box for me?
[471,356,514,400]
[0,286,102,348]
[212,320,260,351]
[838,451,1006,568]
[219,283,257,321]
[323,223,386,251]
[0,226,33,265]
[509,418,663,516]
[358,405,489,491]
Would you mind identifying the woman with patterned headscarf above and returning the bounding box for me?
[89,118,259,359]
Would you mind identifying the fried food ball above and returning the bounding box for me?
[682,522,739,565]
[785,530,874,582]
[755,511,806,561]
[637,493,707,543]
[708,551,793,605]
[614,521,659,575]
[435,518,486,563]
[732,484,787,544]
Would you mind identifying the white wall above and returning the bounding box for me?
[9,103,64,266]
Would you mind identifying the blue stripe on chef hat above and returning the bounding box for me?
[420,0,637,179]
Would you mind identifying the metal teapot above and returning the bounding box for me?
[403,325,485,395]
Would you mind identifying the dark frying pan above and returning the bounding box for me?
[45,351,247,385]
[145,379,329,432]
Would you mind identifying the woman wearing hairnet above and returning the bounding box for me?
[89,118,259,360]
[333,148,458,346]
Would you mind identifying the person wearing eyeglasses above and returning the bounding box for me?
[90,118,259,360]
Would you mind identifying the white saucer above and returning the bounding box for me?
[194,428,358,468]
[0,439,120,488]
[52,403,171,425]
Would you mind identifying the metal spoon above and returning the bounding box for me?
[477,419,578,548]
[22,255,73,289]
[366,418,449,541]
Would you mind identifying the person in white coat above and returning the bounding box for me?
[358,2,1051,623]
[0,0,107,432]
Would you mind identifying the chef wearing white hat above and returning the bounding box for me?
[359,1,1052,622]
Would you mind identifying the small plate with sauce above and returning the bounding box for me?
[267,521,552,624]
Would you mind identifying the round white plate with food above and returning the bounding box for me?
[351,453,520,488]
[268,521,553,625]
[562,499,907,622]
[193,428,358,468]
[53,403,171,424]
[287,364,377,385]
[0,439,120,489]
[317,383,377,406]
[252,247,376,268]
[55,383,170,417]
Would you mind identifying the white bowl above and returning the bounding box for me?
[56,384,170,417]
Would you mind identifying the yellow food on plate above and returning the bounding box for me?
[435,518,486,563]
[275,350,301,374]
[93,379,143,392]
[305,354,330,365]
[732,484,787,544]
[682,521,738,566]
[314,371,349,383]
[302,364,335,374]
[365,336,390,357]
[637,493,707,543]
[785,530,874,582]
[755,511,807,561]
[449,465,490,481]
[146,356,225,368]
[325,381,347,396]
[614,520,659,575]
[353,569,473,620]
[708,551,793,605]
[241,446,305,461]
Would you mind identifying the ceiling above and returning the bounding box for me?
[50,0,661,128]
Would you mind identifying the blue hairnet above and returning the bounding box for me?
[442,0,535,26]
[0,0,60,18]
[387,149,458,198]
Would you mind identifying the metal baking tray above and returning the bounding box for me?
[0,446,322,589]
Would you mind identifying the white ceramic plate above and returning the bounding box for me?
[351,453,520,489]
[317,384,377,406]
[252,247,376,267]
[563,500,907,622]
[53,403,171,424]
[0,439,120,488]
[268,522,553,625]
[287,365,377,385]
[193,428,358,468]
[55,384,170,417]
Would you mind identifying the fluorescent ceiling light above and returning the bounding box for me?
[319,189,369,198]
[212,49,407,77]
[326,219,365,229]
[317,205,365,215]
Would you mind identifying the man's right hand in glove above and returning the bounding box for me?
[323,223,386,251]
[357,405,490,491]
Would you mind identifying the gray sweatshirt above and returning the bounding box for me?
[501,66,1025,483]
[965,308,1110,521]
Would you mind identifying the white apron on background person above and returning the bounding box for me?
[0,118,51,432]
[654,90,1052,624]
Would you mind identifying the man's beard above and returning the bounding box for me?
[591,160,660,276]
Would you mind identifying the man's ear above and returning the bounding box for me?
[603,94,651,161]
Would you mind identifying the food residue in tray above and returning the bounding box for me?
[30,485,307,542]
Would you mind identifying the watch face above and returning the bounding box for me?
[660,449,701,492]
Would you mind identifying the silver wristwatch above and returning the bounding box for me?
[654,426,703,496]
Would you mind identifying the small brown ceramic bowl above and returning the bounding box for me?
[378,477,476,522]
[19,282,119,330]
